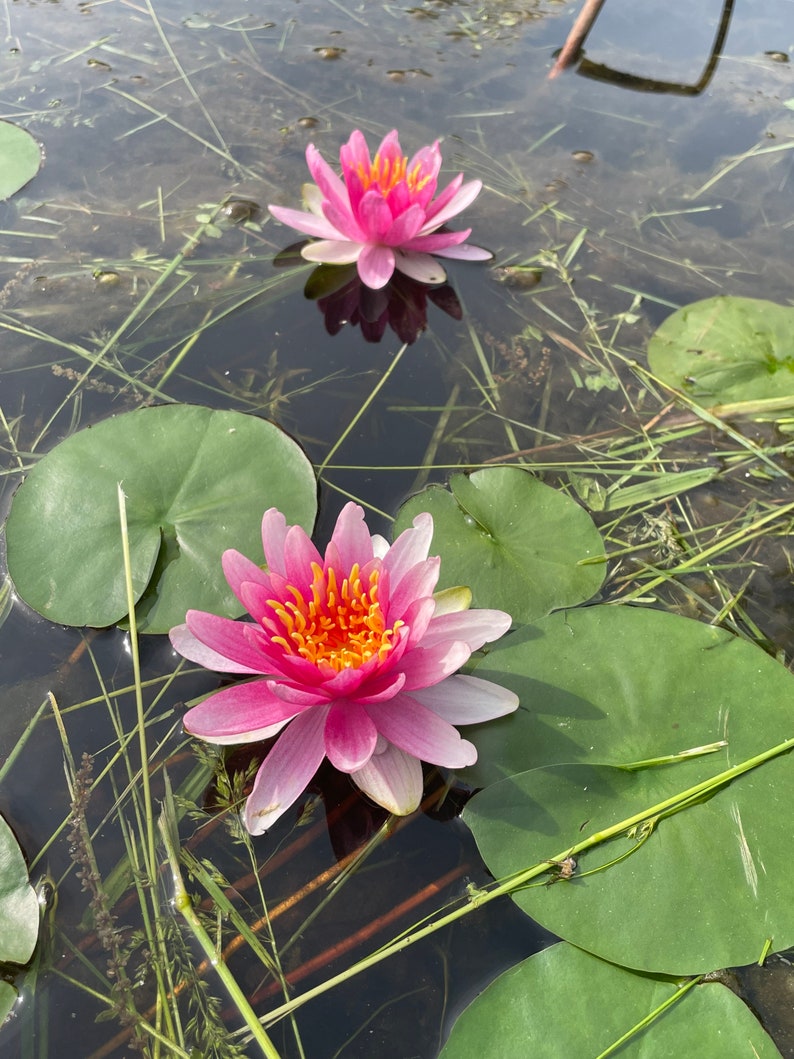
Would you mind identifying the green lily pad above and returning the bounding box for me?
[0,814,39,965]
[0,121,41,200]
[5,405,317,633]
[440,944,781,1058]
[463,606,794,973]
[393,467,605,623]
[0,981,18,1024]
[647,296,794,406]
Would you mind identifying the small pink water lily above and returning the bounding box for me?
[170,503,518,835]
[268,128,492,291]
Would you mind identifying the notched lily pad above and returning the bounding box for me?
[647,296,794,406]
[0,120,42,200]
[464,606,794,973]
[393,466,605,624]
[5,405,317,633]
[440,944,782,1058]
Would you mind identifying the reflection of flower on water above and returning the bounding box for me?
[170,503,517,835]
[305,263,462,344]
[268,128,492,290]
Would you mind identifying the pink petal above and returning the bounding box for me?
[421,179,482,232]
[306,144,352,220]
[406,141,442,206]
[282,523,323,587]
[351,741,423,816]
[350,670,406,705]
[222,549,271,606]
[181,611,269,673]
[384,512,434,589]
[326,502,374,572]
[383,202,426,247]
[422,173,463,223]
[410,674,519,724]
[268,203,344,241]
[302,240,364,266]
[366,694,477,768]
[396,596,437,650]
[324,701,379,771]
[399,639,472,690]
[357,244,396,290]
[393,251,448,285]
[401,228,471,254]
[243,706,329,834]
[184,679,305,743]
[339,129,373,182]
[386,557,440,620]
[421,609,512,651]
[372,130,404,176]
[261,509,289,577]
[170,622,263,675]
[357,189,393,241]
[321,196,366,242]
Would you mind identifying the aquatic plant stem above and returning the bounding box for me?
[262,733,794,1025]
[117,485,181,1047]
[594,975,703,1059]
[316,342,409,480]
[158,785,283,1059]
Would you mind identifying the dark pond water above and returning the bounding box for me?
[2,0,794,1056]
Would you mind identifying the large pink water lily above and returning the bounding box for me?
[268,128,492,291]
[170,503,517,835]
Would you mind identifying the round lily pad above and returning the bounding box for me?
[0,120,42,200]
[647,296,794,405]
[5,405,317,633]
[0,814,38,965]
[464,605,794,973]
[393,467,605,624]
[440,944,781,1058]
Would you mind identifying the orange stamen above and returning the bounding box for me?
[267,563,402,672]
[357,150,431,196]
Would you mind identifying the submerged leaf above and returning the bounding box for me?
[0,120,41,200]
[647,296,794,407]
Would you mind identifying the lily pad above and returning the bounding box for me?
[393,467,605,623]
[463,606,794,973]
[0,121,41,200]
[440,944,781,1058]
[0,981,18,1024]
[647,296,794,405]
[0,814,39,965]
[5,405,317,633]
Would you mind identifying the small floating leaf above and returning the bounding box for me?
[394,466,605,623]
[5,405,317,633]
[0,120,42,200]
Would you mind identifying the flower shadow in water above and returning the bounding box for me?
[305,262,462,345]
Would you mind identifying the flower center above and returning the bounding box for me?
[357,150,431,197]
[268,563,402,672]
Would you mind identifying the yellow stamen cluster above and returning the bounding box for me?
[358,151,431,196]
[268,562,402,672]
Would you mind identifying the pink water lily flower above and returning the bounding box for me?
[268,129,492,291]
[170,503,517,835]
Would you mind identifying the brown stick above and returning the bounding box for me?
[549,0,607,79]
